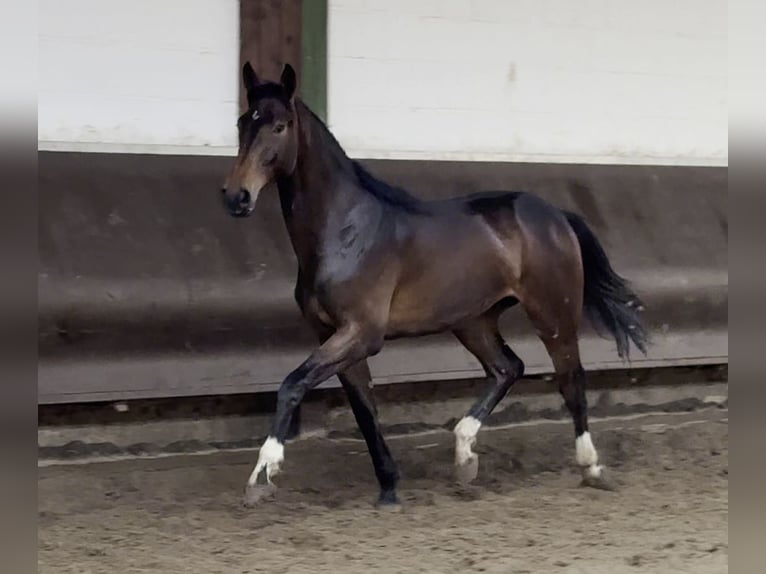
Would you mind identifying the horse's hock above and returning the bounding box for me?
[38,152,727,404]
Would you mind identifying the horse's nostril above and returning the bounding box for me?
[222,188,252,216]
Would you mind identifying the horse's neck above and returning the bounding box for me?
[277,102,369,273]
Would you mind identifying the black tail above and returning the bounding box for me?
[564,211,648,360]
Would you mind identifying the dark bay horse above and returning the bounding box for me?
[222,62,648,507]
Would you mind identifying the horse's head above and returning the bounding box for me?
[222,62,299,217]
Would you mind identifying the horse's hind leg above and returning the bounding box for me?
[452,313,525,483]
[514,201,614,489]
[524,306,612,490]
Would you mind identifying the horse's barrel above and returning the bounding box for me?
[39,152,727,403]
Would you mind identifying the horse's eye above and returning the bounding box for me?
[272,123,286,134]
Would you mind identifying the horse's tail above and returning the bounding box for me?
[564,211,649,360]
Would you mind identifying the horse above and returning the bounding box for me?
[221,62,648,508]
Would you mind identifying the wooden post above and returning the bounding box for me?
[239,0,303,113]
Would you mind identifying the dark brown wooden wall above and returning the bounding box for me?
[239,0,303,113]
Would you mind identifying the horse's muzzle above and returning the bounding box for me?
[222,187,254,217]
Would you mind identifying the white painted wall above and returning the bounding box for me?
[327,0,727,165]
[38,0,727,165]
[38,0,239,154]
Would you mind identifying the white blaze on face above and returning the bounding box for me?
[575,431,603,478]
[454,416,482,466]
[248,436,285,486]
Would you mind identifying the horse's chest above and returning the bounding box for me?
[302,259,386,328]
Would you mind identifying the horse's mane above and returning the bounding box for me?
[298,100,427,214]
[350,162,426,214]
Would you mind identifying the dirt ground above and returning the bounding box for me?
[38,408,728,574]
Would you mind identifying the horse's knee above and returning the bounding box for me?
[501,346,525,379]
[487,346,524,386]
[356,331,385,357]
[276,379,306,411]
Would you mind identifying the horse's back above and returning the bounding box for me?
[455,190,566,228]
[450,189,584,306]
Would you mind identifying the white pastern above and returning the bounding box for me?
[575,431,603,478]
[247,436,285,486]
[454,416,482,466]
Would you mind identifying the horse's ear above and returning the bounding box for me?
[243,61,259,93]
[280,63,297,101]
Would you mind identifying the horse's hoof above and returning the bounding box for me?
[375,499,403,512]
[580,467,617,491]
[375,489,402,511]
[243,482,277,507]
[455,455,479,484]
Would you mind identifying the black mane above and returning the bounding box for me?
[296,98,426,215]
[351,161,426,214]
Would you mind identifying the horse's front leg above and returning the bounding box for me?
[243,324,379,506]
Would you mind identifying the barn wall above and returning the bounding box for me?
[38,0,240,153]
[326,0,727,165]
[36,1,727,404]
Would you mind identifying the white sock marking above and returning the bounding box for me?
[247,436,284,486]
[575,432,598,466]
[575,431,603,478]
[454,416,481,466]
[584,464,604,478]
